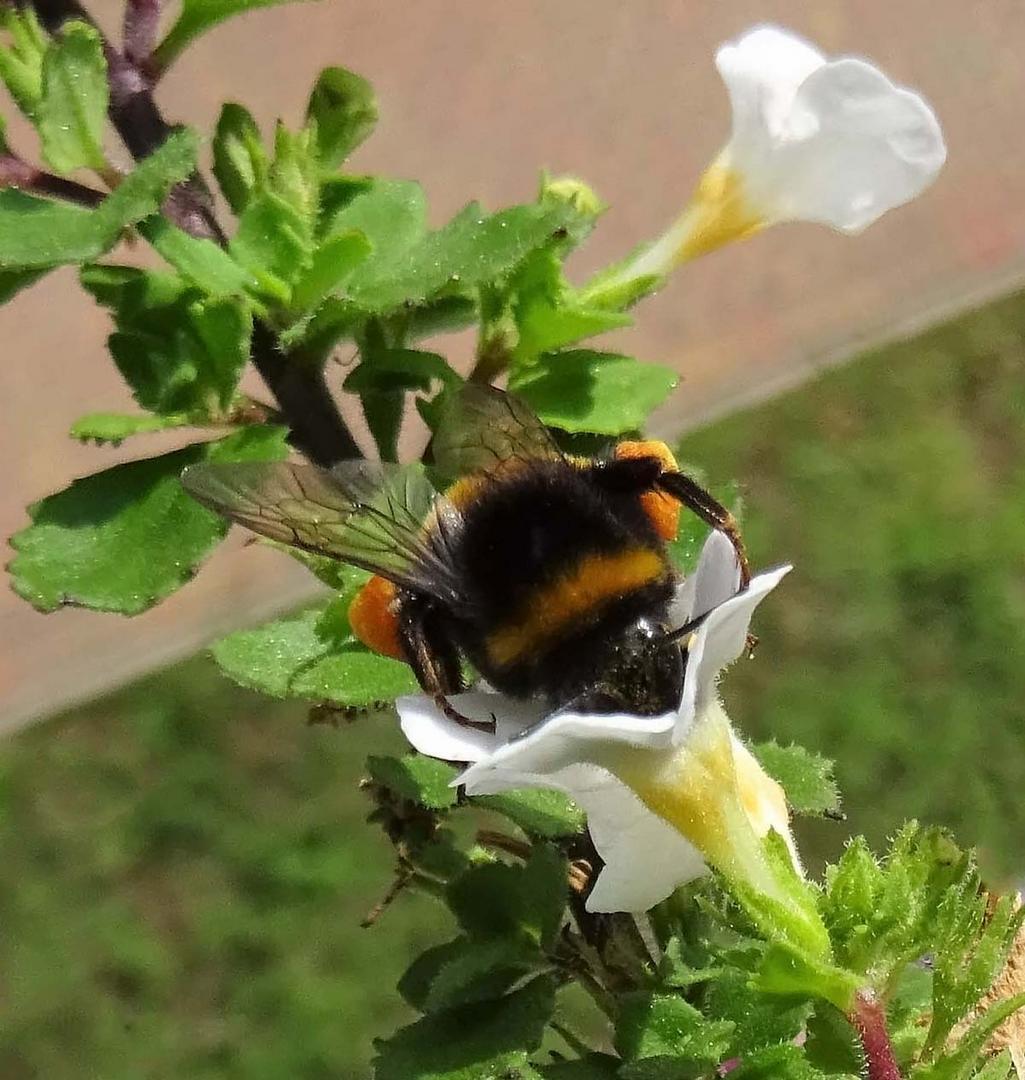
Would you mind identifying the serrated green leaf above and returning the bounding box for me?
[212,102,265,215]
[306,66,377,171]
[373,974,555,1080]
[473,788,585,839]
[9,426,287,615]
[448,846,567,949]
[80,264,252,417]
[347,200,576,314]
[70,411,191,444]
[0,130,197,269]
[727,1043,846,1080]
[705,964,812,1056]
[212,607,418,706]
[615,992,735,1066]
[423,935,541,1013]
[366,754,459,811]
[154,0,311,73]
[0,6,46,118]
[322,176,426,254]
[510,350,677,435]
[38,21,108,174]
[752,742,841,817]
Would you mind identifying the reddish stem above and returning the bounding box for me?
[849,989,902,1080]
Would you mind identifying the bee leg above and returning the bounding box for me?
[398,592,496,735]
[654,471,751,588]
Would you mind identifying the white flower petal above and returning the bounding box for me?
[397,691,546,763]
[716,25,825,145]
[772,57,946,231]
[668,530,743,630]
[676,564,791,740]
[564,765,707,912]
[458,708,676,791]
[715,24,945,232]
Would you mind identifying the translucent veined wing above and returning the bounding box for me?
[432,384,563,480]
[181,460,467,607]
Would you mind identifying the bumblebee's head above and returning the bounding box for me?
[569,617,685,717]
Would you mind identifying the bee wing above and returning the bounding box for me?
[181,459,467,607]
[432,384,563,478]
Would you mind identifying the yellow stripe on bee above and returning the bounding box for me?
[486,548,666,668]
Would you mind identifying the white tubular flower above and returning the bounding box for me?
[398,532,798,913]
[585,24,946,300]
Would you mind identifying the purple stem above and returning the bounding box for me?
[122,0,159,69]
[850,989,903,1080]
[24,0,362,465]
[0,154,105,206]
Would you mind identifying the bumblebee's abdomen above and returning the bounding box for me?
[484,547,665,667]
[447,461,673,693]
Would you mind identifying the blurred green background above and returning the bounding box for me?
[3,292,1025,1077]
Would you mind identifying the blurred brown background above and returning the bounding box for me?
[4,0,1025,729]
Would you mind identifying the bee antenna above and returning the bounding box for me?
[667,612,709,643]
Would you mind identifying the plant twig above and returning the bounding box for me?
[0,153,105,206]
[26,0,362,466]
[122,0,158,70]
[850,988,903,1080]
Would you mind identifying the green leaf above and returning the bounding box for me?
[70,411,191,444]
[0,266,47,304]
[422,936,541,1013]
[230,190,310,294]
[727,1044,846,1080]
[212,102,266,214]
[512,249,630,365]
[0,6,46,118]
[915,995,1025,1080]
[9,426,287,615]
[347,200,576,314]
[142,216,257,298]
[211,607,419,707]
[0,129,197,269]
[971,1051,1014,1080]
[754,941,861,1011]
[539,1057,620,1078]
[288,229,371,314]
[80,264,252,417]
[366,754,459,811]
[752,742,842,817]
[510,349,677,435]
[321,176,426,254]
[38,21,108,174]
[306,66,377,171]
[448,846,567,949]
[615,992,735,1067]
[155,0,311,73]
[373,975,555,1080]
[473,788,585,839]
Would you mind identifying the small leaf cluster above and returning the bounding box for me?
[361,750,1024,1079]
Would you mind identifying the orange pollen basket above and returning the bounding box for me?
[348,575,405,661]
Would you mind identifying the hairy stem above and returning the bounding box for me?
[25,0,362,466]
[850,988,903,1080]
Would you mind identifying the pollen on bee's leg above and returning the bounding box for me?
[349,575,405,660]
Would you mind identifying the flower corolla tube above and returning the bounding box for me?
[398,531,798,913]
[596,23,947,291]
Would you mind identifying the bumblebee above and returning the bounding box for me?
[182,386,748,725]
